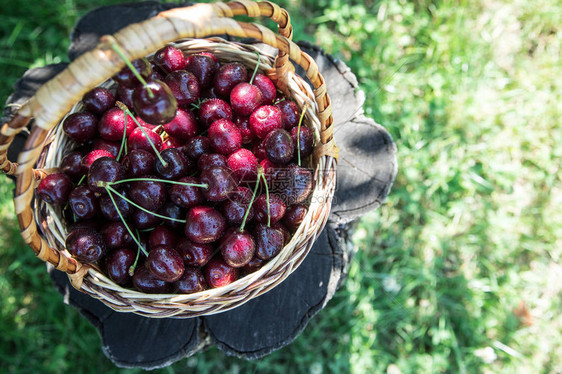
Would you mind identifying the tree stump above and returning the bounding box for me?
[3,2,397,369]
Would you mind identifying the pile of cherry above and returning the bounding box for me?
[36,44,315,294]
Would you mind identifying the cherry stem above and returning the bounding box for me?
[116,102,168,167]
[259,169,271,227]
[239,167,263,233]
[106,185,187,223]
[116,106,128,161]
[110,43,154,98]
[105,186,149,256]
[249,51,261,85]
[297,104,308,167]
[77,174,86,186]
[110,177,208,189]
[128,233,142,276]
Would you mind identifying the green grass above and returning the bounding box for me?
[1,0,561,373]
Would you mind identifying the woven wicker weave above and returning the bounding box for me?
[0,1,338,318]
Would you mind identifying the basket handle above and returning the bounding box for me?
[7,0,338,276]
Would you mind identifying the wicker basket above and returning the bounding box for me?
[0,0,338,318]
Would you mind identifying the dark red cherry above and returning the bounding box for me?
[290,126,314,160]
[68,186,99,220]
[175,267,207,294]
[185,54,217,88]
[253,74,276,105]
[221,186,254,225]
[60,152,85,180]
[200,166,237,202]
[81,149,114,171]
[181,136,211,161]
[259,158,281,186]
[164,70,200,107]
[105,247,136,286]
[197,153,227,171]
[250,105,283,139]
[252,140,267,161]
[113,57,152,88]
[87,157,125,193]
[198,98,232,127]
[205,256,238,288]
[155,148,189,180]
[241,256,265,275]
[199,51,219,66]
[66,228,106,263]
[63,112,98,143]
[98,107,136,141]
[214,62,248,97]
[134,115,159,130]
[68,220,100,232]
[230,82,263,116]
[146,246,184,282]
[227,148,258,182]
[176,238,213,267]
[121,149,155,177]
[127,127,162,153]
[101,221,135,249]
[128,177,167,211]
[275,164,313,204]
[99,189,133,221]
[162,108,198,140]
[283,204,308,231]
[168,176,204,208]
[37,173,73,205]
[152,45,187,73]
[131,208,161,230]
[264,128,294,165]
[158,202,186,231]
[233,115,255,144]
[276,100,300,130]
[254,193,286,225]
[272,222,292,245]
[208,119,242,155]
[220,230,255,268]
[148,225,179,251]
[82,87,116,116]
[184,206,225,244]
[161,136,183,150]
[133,265,172,294]
[91,138,121,158]
[133,79,177,125]
[116,85,135,109]
[254,223,285,260]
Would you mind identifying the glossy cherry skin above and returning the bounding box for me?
[113,57,152,88]
[87,157,126,193]
[230,82,263,116]
[161,136,183,150]
[175,267,207,294]
[133,266,172,294]
[197,153,227,171]
[264,129,294,165]
[250,105,283,139]
[146,246,185,282]
[66,228,106,263]
[127,127,162,153]
[81,149,114,171]
[200,166,237,202]
[208,119,242,155]
[254,193,287,225]
[254,223,285,260]
[272,222,292,245]
[99,188,133,221]
[205,256,239,288]
[233,115,255,144]
[168,176,204,209]
[98,107,136,141]
[185,54,217,88]
[128,177,167,211]
[153,45,187,73]
[241,256,265,275]
[82,87,115,116]
[91,138,121,158]
[276,100,300,130]
[227,148,258,182]
[159,202,186,231]
[221,186,254,225]
[116,85,135,109]
[276,164,313,204]
[148,225,179,251]
[37,173,73,205]
[175,238,213,267]
[101,221,135,249]
[283,203,308,231]
[60,152,85,180]
[131,208,161,230]
[252,140,267,161]
[199,98,232,127]
[155,148,189,180]
[220,230,255,268]
[290,126,314,160]
[105,247,136,286]
[68,186,99,220]
[164,70,200,107]
[181,136,211,161]
[253,74,276,105]
[184,206,226,244]
[63,112,98,143]
[121,149,155,178]
[133,79,178,125]
[162,108,198,140]
[213,62,248,97]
